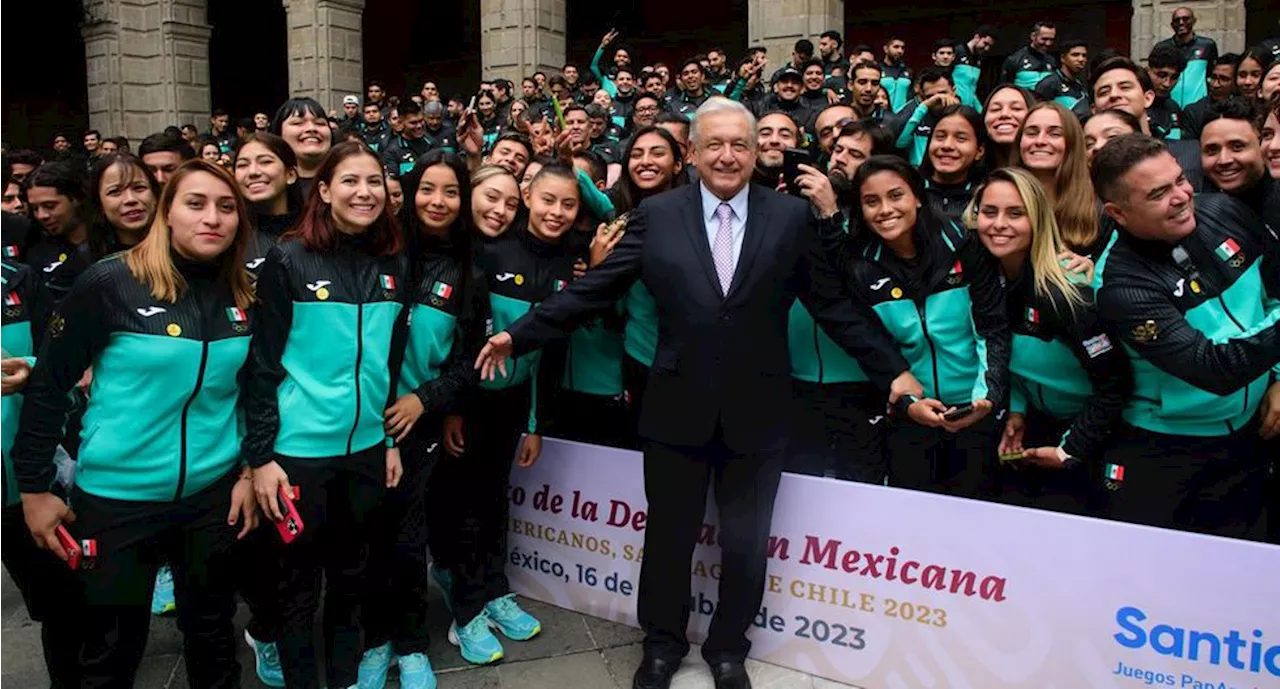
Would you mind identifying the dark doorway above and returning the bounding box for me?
[567,0,748,78]
[363,0,483,101]
[209,0,289,123]
[1,0,89,152]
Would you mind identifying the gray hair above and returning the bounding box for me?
[690,98,757,148]
[423,100,445,117]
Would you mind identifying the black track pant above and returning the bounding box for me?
[1,503,83,688]
[787,380,887,483]
[70,474,241,689]
[887,415,996,499]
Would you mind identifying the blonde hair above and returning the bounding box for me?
[471,164,516,188]
[125,159,255,310]
[1011,102,1100,252]
[967,167,1084,312]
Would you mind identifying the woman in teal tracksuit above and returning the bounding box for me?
[243,141,409,689]
[441,163,581,665]
[2,259,81,688]
[971,168,1130,513]
[14,159,259,688]
[825,156,1010,498]
[356,151,489,689]
[606,126,686,449]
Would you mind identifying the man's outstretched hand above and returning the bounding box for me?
[476,332,514,381]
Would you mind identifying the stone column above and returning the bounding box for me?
[748,0,843,75]
[1131,0,1247,60]
[480,0,566,87]
[82,0,212,144]
[284,0,365,111]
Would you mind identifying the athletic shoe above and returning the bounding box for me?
[150,566,176,615]
[428,562,453,612]
[356,642,392,689]
[243,629,285,688]
[447,611,504,665]
[484,593,542,641]
[396,652,437,689]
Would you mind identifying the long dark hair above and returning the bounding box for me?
[918,104,988,183]
[86,153,161,261]
[26,160,93,234]
[611,125,686,215]
[852,155,941,260]
[234,132,304,219]
[270,97,328,135]
[397,150,476,304]
[284,141,403,256]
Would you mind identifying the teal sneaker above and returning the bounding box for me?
[356,642,392,689]
[484,593,542,641]
[447,611,504,665]
[396,652,437,689]
[428,563,453,612]
[243,630,285,688]
[150,566,176,616]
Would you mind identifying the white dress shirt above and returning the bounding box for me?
[700,182,750,269]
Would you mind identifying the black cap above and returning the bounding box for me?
[777,67,803,82]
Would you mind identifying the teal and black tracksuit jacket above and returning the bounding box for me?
[823,215,1010,408]
[923,179,976,225]
[1034,69,1087,111]
[952,44,983,110]
[1154,35,1218,109]
[244,211,298,281]
[397,239,489,433]
[1095,194,1280,439]
[1005,267,1130,461]
[2,261,48,507]
[1147,96,1184,140]
[473,226,576,435]
[15,255,253,502]
[1002,46,1056,91]
[881,61,913,114]
[892,100,945,166]
[243,235,409,466]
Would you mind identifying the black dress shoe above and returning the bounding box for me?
[709,661,752,689]
[632,655,680,689]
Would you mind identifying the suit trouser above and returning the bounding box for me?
[1,503,83,689]
[622,355,650,451]
[70,474,241,689]
[362,429,442,656]
[886,415,996,500]
[274,446,386,689]
[437,384,529,625]
[1102,420,1269,541]
[787,380,887,483]
[637,431,785,665]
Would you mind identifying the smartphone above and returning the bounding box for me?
[942,403,975,422]
[782,148,811,195]
[275,486,304,544]
[552,97,567,131]
[55,524,82,570]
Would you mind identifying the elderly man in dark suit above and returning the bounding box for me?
[477,98,920,689]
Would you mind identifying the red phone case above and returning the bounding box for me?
[275,486,304,544]
[55,524,82,570]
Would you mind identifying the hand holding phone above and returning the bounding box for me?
[55,524,83,570]
[275,486,304,544]
[781,148,811,196]
[942,403,975,422]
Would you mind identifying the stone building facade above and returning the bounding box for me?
[80,0,1257,143]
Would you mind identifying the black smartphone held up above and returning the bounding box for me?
[942,403,975,422]
[782,148,811,195]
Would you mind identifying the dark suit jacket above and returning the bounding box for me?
[507,183,908,452]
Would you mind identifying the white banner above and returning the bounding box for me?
[505,439,1280,689]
